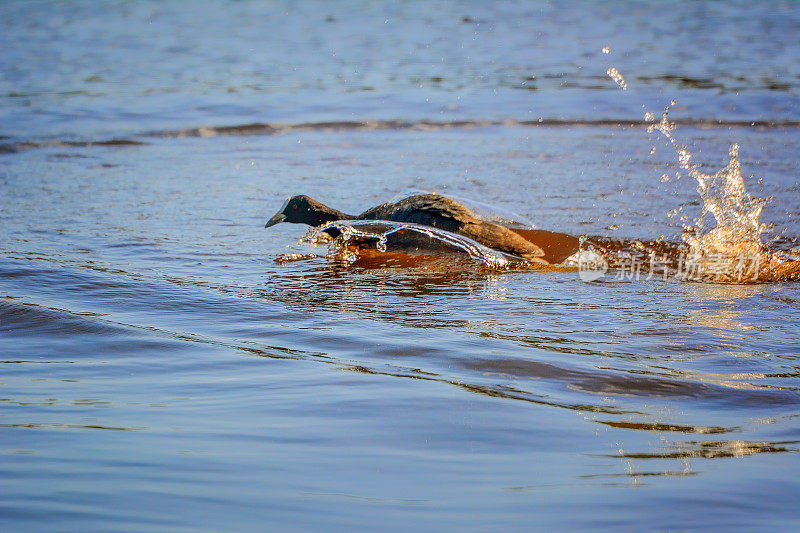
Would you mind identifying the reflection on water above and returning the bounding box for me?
[609,439,799,459]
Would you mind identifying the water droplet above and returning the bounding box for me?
[601,46,611,54]
[678,149,691,167]
[605,67,627,90]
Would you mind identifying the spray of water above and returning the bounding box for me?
[307,220,519,270]
[606,67,628,90]
[645,105,768,258]
[603,55,777,281]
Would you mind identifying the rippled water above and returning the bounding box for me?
[2,1,800,531]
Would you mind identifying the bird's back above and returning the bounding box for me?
[358,194,472,232]
[358,194,546,261]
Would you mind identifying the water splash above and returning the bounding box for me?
[645,104,769,279]
[305,219,522,270]
[604,61,770,264]
[602,58,774,281]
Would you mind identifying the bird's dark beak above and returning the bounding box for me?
[265,212,286,228]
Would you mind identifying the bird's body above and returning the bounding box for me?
[356,194,548,261]
[265,193,579,263]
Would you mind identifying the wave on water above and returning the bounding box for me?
[2,118,800,154]
[300,219,524,270]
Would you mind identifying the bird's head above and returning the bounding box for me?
[265,195,339,228]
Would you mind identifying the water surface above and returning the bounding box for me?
[1,1,799,531]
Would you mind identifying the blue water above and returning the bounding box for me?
[1,1,799,531]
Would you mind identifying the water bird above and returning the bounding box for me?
[265,193,582,263]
